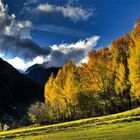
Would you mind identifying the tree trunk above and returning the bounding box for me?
[128,94,131,110]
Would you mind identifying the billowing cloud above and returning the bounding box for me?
[45,36,100,68]
[37,3,93,22]
[7,56,44,71]
[6,36,99,71]
[0,1,99,71]
[0,1,31,38]
[0,0,50,60]
[0,35,50,59]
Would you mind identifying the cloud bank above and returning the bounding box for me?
[6,36,99,71]
[45,36,99,68]
[7,56,44,71]
[37,3,93,22]
[0,1,99,71]
[0,0,50,60]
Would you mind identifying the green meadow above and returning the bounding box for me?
[0,107,140,140]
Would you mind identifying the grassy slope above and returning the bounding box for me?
[0,107,140,140]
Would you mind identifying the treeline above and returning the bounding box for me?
[29,19,140,124]
[43,19,140,123]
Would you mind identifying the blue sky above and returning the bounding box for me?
[5,0,139,46]
[0,0,140,70]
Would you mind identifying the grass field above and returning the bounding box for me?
[0,107,140,140]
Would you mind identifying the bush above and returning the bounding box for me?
[0,122,2,131]
[28,102,48,124]
[18,115,29,127]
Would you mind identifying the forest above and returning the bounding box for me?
[27,19,140,124]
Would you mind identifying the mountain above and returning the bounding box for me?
[25,64,59,85]
[0,58,43,121]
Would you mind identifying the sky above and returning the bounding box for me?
[0,0,140,71]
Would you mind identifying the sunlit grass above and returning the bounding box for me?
[0,107,140,140]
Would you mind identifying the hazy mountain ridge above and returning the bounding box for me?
[25,64,59,85]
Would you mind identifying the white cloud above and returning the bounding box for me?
[5,36,100,71]
[0,0,49,60]
[37,3,93,22]
[0,0,32,39]
[0,0,99,71]
[0,52,4,57]
[7,56,44,71]
[7,57,28,70]
[45,36,100,67]
[38,3,54,12]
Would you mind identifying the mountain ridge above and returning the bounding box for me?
[0,58,43,121]
[25,64,60,85]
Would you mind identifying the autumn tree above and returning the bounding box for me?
[81,48,113,92]
[45,60,80,121]
[64,68,81,119]
[43,18,140,122]
[111,35,131,109]
[129,18,140,98]
[80,48,115,114]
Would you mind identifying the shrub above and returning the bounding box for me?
[0,122,2,131]
[28,102,48,124]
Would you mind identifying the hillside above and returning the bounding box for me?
[25,64,59,85]
[0,58,43,122]
[0,107,140,140]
